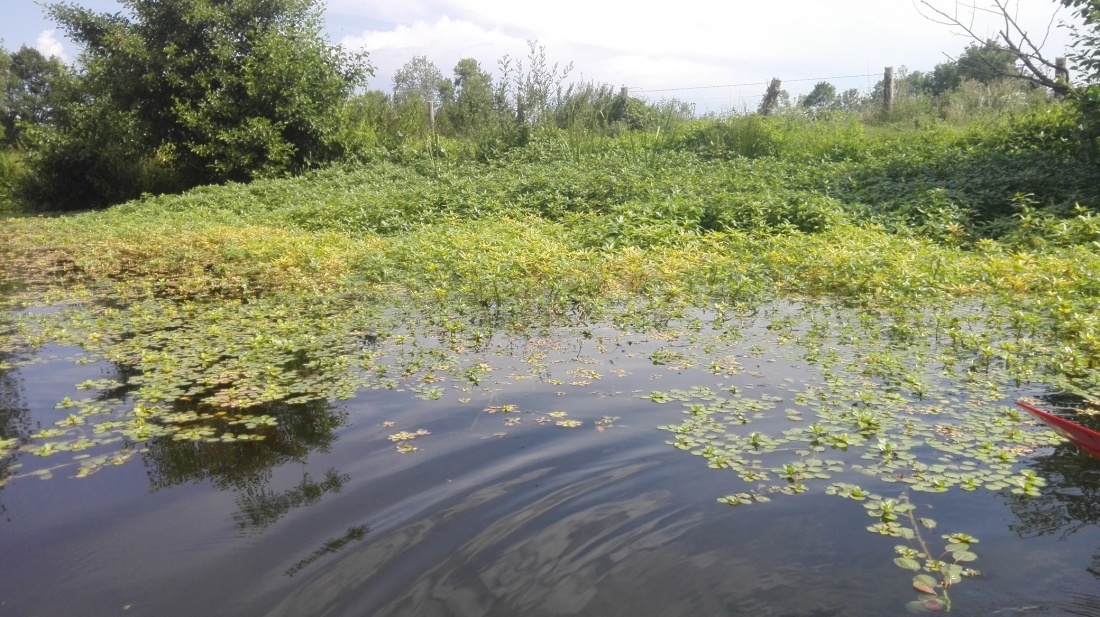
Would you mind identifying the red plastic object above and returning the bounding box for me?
[1017,400,1100,460]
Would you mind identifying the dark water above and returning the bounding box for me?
[1035,393,1100,435]
[3,318,1100,616]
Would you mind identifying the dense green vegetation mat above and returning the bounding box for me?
[2,110,1100,401]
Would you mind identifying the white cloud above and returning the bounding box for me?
[337,0,1077,113]
[328,0,444,24]
[343,15,521,57]
[342,17,528,94]
[34,30,65,61]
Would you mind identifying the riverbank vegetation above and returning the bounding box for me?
[4,100,1100,381]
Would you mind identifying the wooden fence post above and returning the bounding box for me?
[1056,57,1069,93]
[884,67,894,112]
[758,78,782,115]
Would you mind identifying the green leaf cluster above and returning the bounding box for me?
[24,0,371,209]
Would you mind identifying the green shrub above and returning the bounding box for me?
[29,0,370,210]
[842,105,1100,234]
[0,148,25,212]
[666,115,779,159]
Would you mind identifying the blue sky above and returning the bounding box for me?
[2,0,1080,114]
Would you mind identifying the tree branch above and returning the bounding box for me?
[917,0,1072,95]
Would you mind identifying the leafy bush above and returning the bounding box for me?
[842,105,1100,232]
[0,148,25,212]
[666,115,779,159]
[939,80,1050,122]
[27,0,370,210]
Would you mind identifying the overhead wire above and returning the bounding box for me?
[626,72,880,94]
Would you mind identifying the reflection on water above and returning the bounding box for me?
[0,307,29,518]
[264,449,887,617]
[266,465,662,616]
[1011,442,1100,539]
[1062,592,1100,617]
[265,462,808,617]
[1034,393,1100,433]
[1010,394,1100,552]
[285,524,370,577]
[235,468,350,532]
[142,398,348,494]
[0,364,27,519]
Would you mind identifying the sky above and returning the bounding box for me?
[1,0,1081,114]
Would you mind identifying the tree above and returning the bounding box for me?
[929,41,1023,94]
[758,78,782,115]
[392,55,443,105]
[436,79,455,106]
[1062,0,1100,81]
[497,41,573,125]
[31,0,371,208]
[956,40,1023,81]
[0,50,10,143]
[443,58,494,134]
[836,88,863,111]
[453,58,486,93]
[801,81,837,110]
[0,45,73,145]
[1060,0,1100,151]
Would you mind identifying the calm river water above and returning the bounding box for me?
[3,305,1100,616]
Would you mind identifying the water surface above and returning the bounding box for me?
[3,304,1100,616]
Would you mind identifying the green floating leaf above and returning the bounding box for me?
[944,533,977,545]
[905,600,930,614]
[912,574,938,595]
[718,494,751,506]
[894,557,921,571]
[951,550,978,562]
[941,564,964,585]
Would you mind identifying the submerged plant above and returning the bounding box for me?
[893,515,981,613]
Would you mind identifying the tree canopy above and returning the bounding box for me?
[1062,0,1100,81]
[31,0,371,208]
[801,82,837,110]
[392,55,443,105]
[903,41,1023,96]
[443,58,494,133]
[0,45,73,146]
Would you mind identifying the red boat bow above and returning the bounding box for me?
[1017,400,1100,460]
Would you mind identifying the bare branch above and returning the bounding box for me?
[994,0,1057,69]
[917,0,1072,95]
